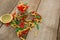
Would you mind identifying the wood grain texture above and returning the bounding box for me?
[27,0,59,40]
[58,2,60,40]
[0,0,18,27]
[26,0,60,40]
[37,0,59,40]
[0,0,40,40]
[58,19,60,40]
[0,0,60,40]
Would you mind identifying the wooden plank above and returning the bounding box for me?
[37,0,59,40]
[0,0,41,40]
[26,0,60,40]
[0,0,19,27]
[58,23,60,40]
[58,17,60,40]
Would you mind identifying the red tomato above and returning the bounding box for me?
[19,22,25,28]
[17,4,28,13]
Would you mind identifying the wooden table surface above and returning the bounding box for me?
[0,0,60,40]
